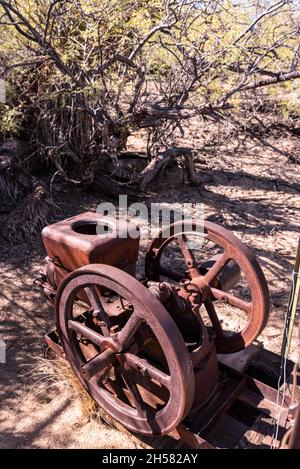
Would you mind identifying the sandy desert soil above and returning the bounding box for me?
[0,121,299,448]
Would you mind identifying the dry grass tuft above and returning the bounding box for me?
[22,353,122,429]
[18,353,144,449]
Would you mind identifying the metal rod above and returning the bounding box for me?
[281,237,300,359]
[283,236,300,449]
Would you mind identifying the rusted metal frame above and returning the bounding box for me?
[220,362,290,403]
[45,330,64,358]
[246,375,291,407]
[189,375,247,437]
[238,389,288,426]
[170,363,290,449]
[171,425,215,449]
[220,363,290,425]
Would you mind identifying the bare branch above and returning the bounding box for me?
[239,70,300,91]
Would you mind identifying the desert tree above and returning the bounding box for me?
[0,0,299,238]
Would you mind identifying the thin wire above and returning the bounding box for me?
[272,324,288,447]
[271,268,298,448]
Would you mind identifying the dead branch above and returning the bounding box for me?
[239,70,300,92]
[138,147,196,191]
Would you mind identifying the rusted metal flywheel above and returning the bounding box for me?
[55,265,195,436]
[145,220,269,354]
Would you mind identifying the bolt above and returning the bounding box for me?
[180,278,190,287]
[110,325,120,335]
[190,292,201,305]
[94,320,107,329]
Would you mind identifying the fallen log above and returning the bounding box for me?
[137,147,197,191]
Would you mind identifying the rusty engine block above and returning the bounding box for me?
[39,212,269,438]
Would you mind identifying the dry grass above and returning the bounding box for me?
[22,354,108,422]
[20,352,144,448]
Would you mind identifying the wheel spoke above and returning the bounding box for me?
[84,286,111,329]
[81,347,115,380]
[203,251,229,285]
[120,369,146,415]
[117,313,144,349]
[177,234,199,278]
[124,353,171,389]
[211,288,252,313]
[204,299,224,338]
[68,320,111,347]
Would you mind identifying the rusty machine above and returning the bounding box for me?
[37,212,297,448]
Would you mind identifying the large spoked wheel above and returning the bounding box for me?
[145,220,269,354]
[55,264,195,436]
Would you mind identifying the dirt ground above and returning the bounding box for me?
[0,121,299,449]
